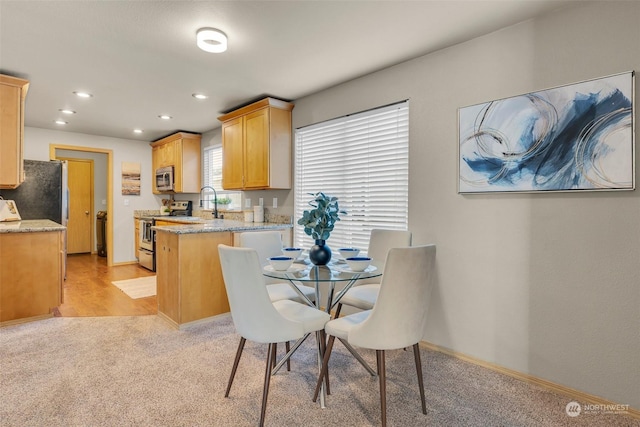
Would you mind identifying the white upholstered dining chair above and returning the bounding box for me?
[334,229,412,317]
[238,231,316,304]
[313,244,436,427]
[239,231,317,372]
[218,244,330,427]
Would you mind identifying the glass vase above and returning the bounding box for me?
[309,239,332,265]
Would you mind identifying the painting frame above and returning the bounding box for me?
[458,71,635,194]
[121,161,141,196]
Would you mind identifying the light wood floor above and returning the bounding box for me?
[55,253,157,317]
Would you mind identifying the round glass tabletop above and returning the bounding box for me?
[263,260,382,282]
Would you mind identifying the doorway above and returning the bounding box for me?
[58,157,94,254]
[50,144,113,266]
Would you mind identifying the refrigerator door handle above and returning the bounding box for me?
[65,188,70,222]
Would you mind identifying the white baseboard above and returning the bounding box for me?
[421,340,639,419]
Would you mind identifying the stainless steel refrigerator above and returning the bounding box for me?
[0,159,69,224]
[0,159,69,276]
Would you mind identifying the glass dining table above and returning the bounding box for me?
[263,258,382,407]
[263,259,382,313]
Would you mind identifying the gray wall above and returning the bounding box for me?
[291,1,639,409]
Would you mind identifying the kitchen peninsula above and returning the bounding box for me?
[0,220,65,325]
[153,219,292,329]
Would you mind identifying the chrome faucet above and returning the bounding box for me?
[199,186,219,218]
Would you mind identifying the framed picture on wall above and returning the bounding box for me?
[458,71,635,193]
[122,162,141,195]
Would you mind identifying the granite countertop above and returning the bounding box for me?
[153,219,292,234]
[134,209,293,225]
[0,219,66,233]
[148,216,204,223]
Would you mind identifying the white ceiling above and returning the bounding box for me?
[1,0,574,142]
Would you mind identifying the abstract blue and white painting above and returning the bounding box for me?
[458,72,634,193]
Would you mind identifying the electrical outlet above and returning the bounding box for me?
[124,199,129,206]
[272,197,278,208]
[259,198,264,207]
[245,198,251,208]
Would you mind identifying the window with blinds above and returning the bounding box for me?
[202,146,241,209]
[294,100,409,254]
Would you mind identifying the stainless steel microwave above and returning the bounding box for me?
[155,166,174,192]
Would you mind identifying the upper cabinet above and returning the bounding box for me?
[0,75,29,189]
[150,132,201,194]
[218,97,294,190]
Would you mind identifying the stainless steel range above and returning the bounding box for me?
[138,201,193,271]
[169,200,192,216]
[138,217,156,271]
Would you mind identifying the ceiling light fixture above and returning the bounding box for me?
[55,120,68,125]
[158,115,172,120]
[196,28,227,53]
[73,91,93,98]
[133,129,144,134]
[192,93,208,100]
[59,109,76,114]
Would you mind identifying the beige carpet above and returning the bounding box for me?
[0,315,636,427]
[111,276,156,299]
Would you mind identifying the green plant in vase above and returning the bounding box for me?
[216,197,232,209]
[297,192,346,265]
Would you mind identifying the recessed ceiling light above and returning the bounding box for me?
[196,28,227,53]
[158,115,172,120]
[192,93,208,100]
[133,129,144,134]
[55,120,68,125]
[59,109,76,115]
[73,91,93,98]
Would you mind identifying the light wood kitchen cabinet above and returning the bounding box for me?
[0,230,63,325]
[134,218,140,259]
[155,230,232,328]
[218,97,294,190]
[0,74,29,189]
[150,132,201,194]
[154,141,175,168]
[154,220,178,227]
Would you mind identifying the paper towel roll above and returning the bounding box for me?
[253,205,264,223]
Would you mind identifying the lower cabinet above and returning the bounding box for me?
[0,231,63,324]
[155,230,233,328]
[154,220,181,227]
[134,218,140,260]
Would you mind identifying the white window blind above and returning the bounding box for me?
[294,101,409,254]
[202,146,240,209]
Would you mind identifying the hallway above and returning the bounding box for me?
[55,254,157,317]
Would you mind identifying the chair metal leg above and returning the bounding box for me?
[377,350,387,427]
[285,341,291,371]
[313,334,335,402]
[320,330,330,395]
[260,343,275,427]
[225,337,246,397]
[315,330,330,395]
[272,342,277,369]
[333,303,343,319]
[413,343,427,414]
